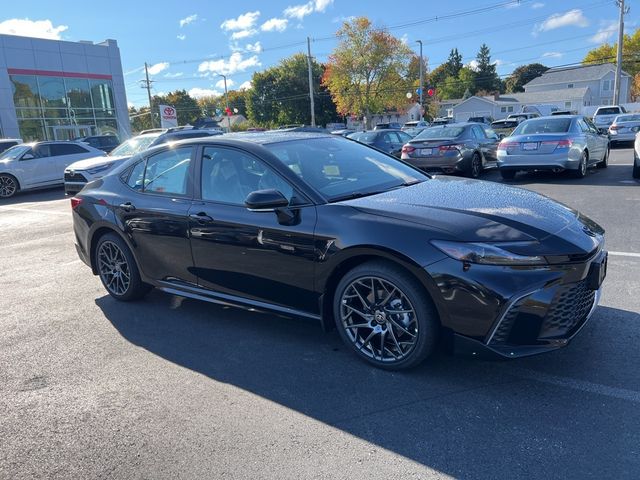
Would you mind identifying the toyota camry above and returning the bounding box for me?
[71,133,607,370]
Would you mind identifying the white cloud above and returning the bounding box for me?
[0,18,68,40]
[400,34,408,45]
[198,52,261,76]
[177,34,186,40]
[147,62,170,75]
[493,59,505,66]
[215,78,235,89]
[534,9,589,34]
[221,11,260,31]
[127,101,135,109]
[189,87,222,99]
[542,51,563,58]
[238,81,252,90]
[284,3,314,20]
[467,60,479,72]
[246,41,262,53]
[164,72,184,78]
[532,2,545,9]
[590,20,618,44]
[230,29,257,40]
[314,0,334,12]
[332,15,356,24]
[261,17,288,32]
[179,14,197,28]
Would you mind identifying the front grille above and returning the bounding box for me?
[489,278,595,346]
[64,172,88,183]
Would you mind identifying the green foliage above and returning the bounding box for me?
[504,63,549,93]
[474,43,502,93]
[153,90,200,125]
[583,27,640,77]
[445,48,463,78]
[434,67,477,100]
[128,106,153,133]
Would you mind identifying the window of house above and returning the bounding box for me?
[500,106,506,113]
[567,83,574,89]
[508,106,514,112]
[565,101,572,108]
[602,79,612,91]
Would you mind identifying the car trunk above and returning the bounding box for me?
[406,138,458,158]
[501,134,571,155]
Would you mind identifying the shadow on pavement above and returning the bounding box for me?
[491,164,638,187]
[0,186,66,206]
[96,292,640,479]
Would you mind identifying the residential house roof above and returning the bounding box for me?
[485,87,591,104]
[525,63,631,88]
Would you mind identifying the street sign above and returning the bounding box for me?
[159,105,178,128]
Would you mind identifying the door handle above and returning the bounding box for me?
[189,212,214,223]
[119,202,135,212]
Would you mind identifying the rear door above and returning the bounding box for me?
[580,118,603,162]
[584,117,606,159]
[480,125,500,164]
[471,125,493,165]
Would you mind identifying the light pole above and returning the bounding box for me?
[416,40,424,121]
[219,74,231,132]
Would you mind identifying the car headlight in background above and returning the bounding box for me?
[431,240,547,266]
[85,163,115,175]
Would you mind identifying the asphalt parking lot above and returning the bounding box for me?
[1,147,639,480]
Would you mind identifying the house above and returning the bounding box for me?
[346,103,424,129]
[450,63,633,121]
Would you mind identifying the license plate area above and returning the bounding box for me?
[587,251,608,290]
[522,142,538,151]
[420,148,433,156]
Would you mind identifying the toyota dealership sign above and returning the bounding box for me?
[159,104,178,128]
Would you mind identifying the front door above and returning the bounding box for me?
[18,144,58,187]
[114,146,197,284]
[189,145,318,313]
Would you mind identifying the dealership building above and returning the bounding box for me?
[0,34,130,142]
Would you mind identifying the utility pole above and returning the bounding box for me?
[220,74,231,132]
[613,0,629,105]
[142,62,155,128]
[307,37,316,127]
[416,40,424,120]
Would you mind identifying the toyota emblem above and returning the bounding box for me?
[164,106,175,116]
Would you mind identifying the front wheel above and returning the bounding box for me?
[597,147,609,169]
[95,233,152,301]
[333,261,439,370]
[0,174,19,198]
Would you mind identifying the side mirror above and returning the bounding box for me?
[21,153,35,160]
[245,189,289,210]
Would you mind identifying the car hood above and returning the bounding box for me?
[341,177,603,256]
[66,155,131,171]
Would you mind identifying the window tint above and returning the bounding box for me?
[415,126,465,140]
[126,161,146,190]
[471,125,486,139]
[142,148,192,195]
[397,131,412,143]
[512,118,571,135]
[596,107,620,115]
[33,144,51,157]
[50,143,89,156]
[483,126,499,140]
[577,119,590,133]
[201,147,294,205]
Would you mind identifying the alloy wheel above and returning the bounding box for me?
[0,175,17,198]
[339,276,419,363]
[471,155,481,178]
[97,240,131,296]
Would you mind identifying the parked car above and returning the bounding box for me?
[275,126,329,133]
[373,122,402,130]
[431,117,454,126]
[400,123,500,178]
[64,128,217,195]
[402,120,429,131]
[593,105,627,133]
[634,127,640,179]
[497,115,609,180]
[0,141,105,198]
[491,119,519,137]
[468,116,494,124]
[551,110,576,116]
[330,129,356,137]
[0,138,22,154]
[402,126,429,138]
[347,130,412,157]
[71,132,607,370]
[75,134,120,153]
[506,112,539,123]
[608,113,640,146]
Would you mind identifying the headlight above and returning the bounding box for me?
[86,163,114,175]
[431,240,547,266]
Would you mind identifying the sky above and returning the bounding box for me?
[0,0,635,107]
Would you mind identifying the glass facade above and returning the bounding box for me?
[10,74,119,141]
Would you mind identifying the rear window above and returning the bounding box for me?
[596,107,621,115]
[616,114,640,122]
[414,126,465,140]
[348,132,378,143]
[512,118,572,135]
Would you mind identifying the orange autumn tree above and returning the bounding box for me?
[322,17,414,128]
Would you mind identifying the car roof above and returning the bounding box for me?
[173,131,333,147]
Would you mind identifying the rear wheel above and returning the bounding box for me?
[95,233,152,301]
[633,155,640,179]
[574,151,588,178]
[597,146,609,169]
[333,261,439,370]
[0,174,19,198]
[500,169,516,180]
[468,153,482,178]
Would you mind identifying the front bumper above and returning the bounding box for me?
[64,171,89,195]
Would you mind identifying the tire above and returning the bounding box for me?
[333,261,439,370]
[633,155,640,179]
[597,146,609,169]
[0,174,19,199]
[500,169,516,180]
[467,153,482,178]
[574,151,588,178]
[95,233,152,301]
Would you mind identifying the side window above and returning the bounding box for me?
[472,126,486,139]
[32,144,51,158]
[584,118,598,133]
[126,161,146,190]
[201,147,294,206]
[398,131,411,143]
[381,132,394,144]
[143,147,193,195]
[50,143,89,156]
[483,126,499,140]
[577,119,590,133]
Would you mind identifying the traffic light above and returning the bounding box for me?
[427,88,435,97]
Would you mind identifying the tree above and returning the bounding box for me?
[434,66,476,100]
[504,63,549,93]
[246,53,338,127]
[474,43,502,93]
[128,106,153,133]
[197,90,249,118]
[322,17,414,128]
[583,27,640,78]
[153,90,200,125]
[445,48,463,78]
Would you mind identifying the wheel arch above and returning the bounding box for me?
[0,172,21,190]
[318,246,446,332]
[88,224,142,278]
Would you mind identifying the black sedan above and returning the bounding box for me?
[400,123,501,178]
[347,130,412,157]
[71,133,607,370]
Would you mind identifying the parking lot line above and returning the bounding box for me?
[609,251,640,258]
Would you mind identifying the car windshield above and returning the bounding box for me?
[347,131,378,143]
[512,118,571,135]
[109,135,159,157]
[616,114,640,122]
[0,145,30,161]
[414,126,464,140]
[265,137,427,202]
[596,107,621,115]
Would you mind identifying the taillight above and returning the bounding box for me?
[401,145,415,154]
[70,197,83,210]
[541,139,572,149]
[497,141,518,150]
[439,144,462,151]
[609,125,620,131]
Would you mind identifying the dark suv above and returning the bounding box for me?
[76,135,120,153]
